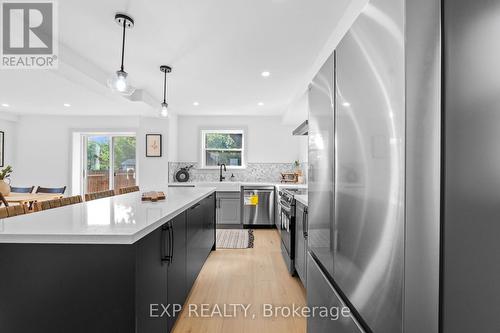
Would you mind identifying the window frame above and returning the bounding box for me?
[200,129,246,169]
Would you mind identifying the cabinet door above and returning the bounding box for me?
[186,196,216,293]
[307,253,365,333]
[295,202,307,285]
[217,192,241,225]
[202,194,216,253]
[136,226,169,333]
[167,213,187,332]
[186,201,205,292]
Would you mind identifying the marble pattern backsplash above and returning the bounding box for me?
[168,162,308,183]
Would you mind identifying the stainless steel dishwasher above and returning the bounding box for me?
[241,185,275,225]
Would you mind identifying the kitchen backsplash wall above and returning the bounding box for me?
[168,162,308,183]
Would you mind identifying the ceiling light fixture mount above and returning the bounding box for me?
[107,13,136,96]
[114,13,134,28]
[159,65,172,117]
[261,71,271,77]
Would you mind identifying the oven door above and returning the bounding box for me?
[280,203,293,258]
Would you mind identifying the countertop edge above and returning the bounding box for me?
[0,188,216,245]
[295,195,308,207]
[129,188,215,244]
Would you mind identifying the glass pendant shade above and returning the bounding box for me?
[159,65,171,118]
[107,70,136,96]
[108,14,135,96]
[160,102,168,117]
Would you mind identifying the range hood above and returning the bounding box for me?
[292,120,308,136]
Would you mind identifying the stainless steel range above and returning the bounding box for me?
[279,188,307,275]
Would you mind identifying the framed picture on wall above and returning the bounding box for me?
[0,131,4,167]
[146,134,162,157]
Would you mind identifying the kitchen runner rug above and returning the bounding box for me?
[216,229,254,249]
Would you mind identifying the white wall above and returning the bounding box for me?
[9,113,305,192]
[12,115,175,193]
[137,116,176,189]
[0,114,18,169]
[176,115,305,164]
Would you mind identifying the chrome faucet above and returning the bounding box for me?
[219,163,227,182]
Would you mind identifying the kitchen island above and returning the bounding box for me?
[0,187,216,333]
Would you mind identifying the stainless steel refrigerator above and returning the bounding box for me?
[307,0,441,332]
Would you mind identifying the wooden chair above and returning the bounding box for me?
[0,204,28,218]
[10,186,35,193]
[69,195,83,204]
[0,206,7,218]
[60,195,83,206]
[33,195,82,212]
[33,199,57,212]
[85,190,115,202]
[0,192,8,207]
[36,186,67,194]
[118,186,140,195]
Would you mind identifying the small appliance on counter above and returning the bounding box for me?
[174,165,193,182]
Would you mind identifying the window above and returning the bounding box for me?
[75,133,137,195]
[201,129,245,168]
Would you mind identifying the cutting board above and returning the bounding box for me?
[141,191,166,202]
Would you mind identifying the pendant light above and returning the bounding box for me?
[107,14,136,96]
[159,65,172,117]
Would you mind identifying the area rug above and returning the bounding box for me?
[216,229,254,249]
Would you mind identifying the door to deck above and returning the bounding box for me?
[82,134,137,194]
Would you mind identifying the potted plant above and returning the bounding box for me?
[293,160,302,175]
[0,165,13,195]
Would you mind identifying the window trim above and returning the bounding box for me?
[200,129,246,169]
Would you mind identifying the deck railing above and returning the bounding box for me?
[87,170,136,193]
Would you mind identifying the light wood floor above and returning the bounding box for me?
[173,229,306,333]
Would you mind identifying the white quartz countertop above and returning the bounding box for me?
[295,194,308,206]
[168,181,307,191]
[0,187,215,245]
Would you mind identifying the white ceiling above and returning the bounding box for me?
[0,0,355,117]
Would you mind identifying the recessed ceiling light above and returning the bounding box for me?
[193,102,199,106]
[342,102,350,107]
[1,103,9,107]
[63,103,71,107]
[261,71,271,77]
[258,102,264,106]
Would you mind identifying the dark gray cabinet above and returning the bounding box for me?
[166,213,187,331]
[187,194,215,291]
[307,252,364,333]
[295,201,307,285]
[136,225,169,332]
[136,211,188,333]
[216,191,241,225]
[138,196,215,333]
[0,195,216,333]
[202,194,216,252]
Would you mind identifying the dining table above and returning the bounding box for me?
[4,193,64,206]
